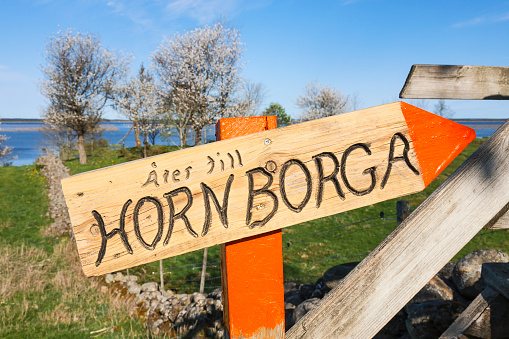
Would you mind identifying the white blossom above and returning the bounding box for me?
[152,20,244,145]
[296,81,349,121]
[113,64,161,148]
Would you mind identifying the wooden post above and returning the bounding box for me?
[396,200,410,225]
[216,116,285,339]
[200,247,207,293]
[399,65,509,99]
[286,120,509,338]
[159,259,164,291]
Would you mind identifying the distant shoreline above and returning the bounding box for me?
[1,117,506,123]
[1,118,131,123]
[1,126,120,132]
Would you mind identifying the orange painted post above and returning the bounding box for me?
[216,116,285,339]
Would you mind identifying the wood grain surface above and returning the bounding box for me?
[400,64,509,100]
[61,102,474,276]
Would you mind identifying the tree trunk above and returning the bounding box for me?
[178,128,186,149]
[194,126,203,146]
[182,128,188,148]
[77,134,87,164]
[134,119,142,147]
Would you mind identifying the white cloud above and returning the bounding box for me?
[165,0,238,23]
[164,0,269,24]
[452,11,509,28]
[103,0,153,29]
[342,0,361,5]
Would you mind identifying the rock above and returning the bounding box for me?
[192,292,206,303]
[452,249,509,299]
[122,274,138,283]
[374,309,408,339]
[285,293,304,309]
[292,298,321,324]
[100,285,108,294]
[464,293,509,339]
[322,262,358,290]
[162,290,174,299]
[405,300,466,339]
[299,283,316,300]
[127,282,141,295]
[141,282,159,293]
[105,273,115,284]
[114,272,123,282]
[311,280,325,299]
[284,282,298,294]
[438,262,456,281]
[207,287,222,300]
[205,302,216,313]
[151,318,164,335]
[310,288,324,299]
[409,276,454,304]
[285,309,295,332]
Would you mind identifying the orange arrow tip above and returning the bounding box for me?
[400,102,476,187]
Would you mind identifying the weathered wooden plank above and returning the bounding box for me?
[486,210,509,229]
[286,119,509,338]
[61,102,475,276]
[482,263,509,300]
[400,65,509,99]
[439,286,500,339]
[217,117,285,339]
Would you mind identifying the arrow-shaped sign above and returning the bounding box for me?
[62,102,475,276]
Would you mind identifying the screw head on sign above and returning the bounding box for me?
[264,138,271,145]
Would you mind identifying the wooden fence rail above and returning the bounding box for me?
[287,119,509,338]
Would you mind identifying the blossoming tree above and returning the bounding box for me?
[40,29,129,164]
[296,81,350,121]
[152,20,244,145]
[113,64,160,157]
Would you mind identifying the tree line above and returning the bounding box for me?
[38,20,453,166]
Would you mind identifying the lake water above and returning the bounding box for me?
[0,121,216,166]
[0,119,505,166]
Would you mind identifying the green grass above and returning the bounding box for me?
[62,137,508,291]
[0,165,147,338]
[0,166,53,251]
[65,145,182,175]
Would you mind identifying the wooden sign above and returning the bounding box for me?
[61,102,475,276]
[400,64,509,99]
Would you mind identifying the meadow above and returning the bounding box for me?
[0,165,147,338]
[0,137,507,338]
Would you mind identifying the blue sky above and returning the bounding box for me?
[1,0,509,120]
